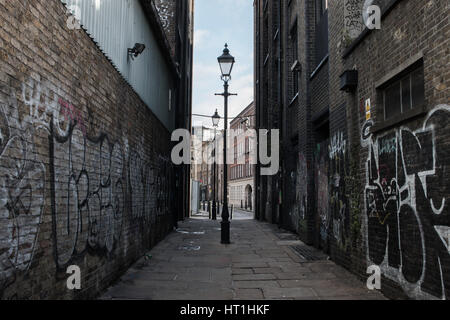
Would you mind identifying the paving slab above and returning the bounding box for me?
[233,280,281,289]
[233,288,265,300]
[232,268,254,275]
[100,217,387,300]
[262,287,317,299]
[232,274,277,281]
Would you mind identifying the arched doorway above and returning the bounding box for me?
[245,185,253,211]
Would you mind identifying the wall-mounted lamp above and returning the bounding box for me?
[340,70,358,93]
[128,43,146,60]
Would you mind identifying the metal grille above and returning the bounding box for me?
[290,245,328,261]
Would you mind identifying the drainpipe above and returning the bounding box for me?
[304,0,313,245]
[277,0,284,229]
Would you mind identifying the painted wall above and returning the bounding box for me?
[61,0,175,131]
[0,0,175,299]
[328,0,450,299]
[256,0,449,300]
[361,106,450,299]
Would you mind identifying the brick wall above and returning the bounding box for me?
[328,0,450,299]
[283,0,303,234]
[0,0,176,299]
[257,0,449,300]
[153,0,177,57]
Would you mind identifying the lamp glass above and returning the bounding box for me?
[219,59,234,77]
[212,109,220,127]
[217,44,235,77]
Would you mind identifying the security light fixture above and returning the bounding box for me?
[128,43,146,60]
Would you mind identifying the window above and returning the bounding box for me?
[315,0,328,25]
[236,142,238,160]
[263,15,269,60]
[382,64,425,121]
[290,22,298,64]
[290,21,299,99]
[314,0,328,65]
[168,89,172,111]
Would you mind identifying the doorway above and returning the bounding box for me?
[314,115,330,252]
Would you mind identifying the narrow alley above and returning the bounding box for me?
[101,216,385,300]
[0,0,448,306]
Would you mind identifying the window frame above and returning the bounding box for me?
[289,20,299,101]
[372,58,426,133]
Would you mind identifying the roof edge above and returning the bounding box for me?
[139,0,180,79]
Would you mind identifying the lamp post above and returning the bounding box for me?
[211,109,220,220]
[215,44,236,244]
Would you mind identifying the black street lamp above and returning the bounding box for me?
[215,44,236,244]
[211,109,220,220]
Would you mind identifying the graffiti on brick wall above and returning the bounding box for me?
[154,0,174,30]
[0,101,45,295]
[329,131,347,160]
[362,105,450,300]
[344,0,365,39]
[20,80,127,270]
[59,98,87,136]
[295,153,308,224]
[329,131,350,246]
[50,122,127,269]
[0,79,173,294]
[129,149,171,227]
[315,141,330,242]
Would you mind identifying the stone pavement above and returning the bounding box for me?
[100,217,386,300]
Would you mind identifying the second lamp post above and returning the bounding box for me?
[215,43,236,244]
[211,109,220,220]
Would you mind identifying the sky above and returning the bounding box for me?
[192,0,254,132]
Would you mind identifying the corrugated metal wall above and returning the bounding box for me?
[61,0,175,131]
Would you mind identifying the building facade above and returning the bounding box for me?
[254,0,449,300]
[229,102,256,211]
[190,126,225,213]
[0,0,193,299]
[154,0,195,221]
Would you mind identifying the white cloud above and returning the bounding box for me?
[192,72,253,130]
[192,0,254,130]
[193,62,219,84]
[194,29,211,48]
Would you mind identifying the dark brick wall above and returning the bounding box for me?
[257,0,449,300]
[0,0,180,299]
[328,0,449,300]
[154,0,177,57]
[255,0,331,245]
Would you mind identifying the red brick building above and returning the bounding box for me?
[229,102,256,212]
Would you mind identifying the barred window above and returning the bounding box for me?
[382,64,424,121]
